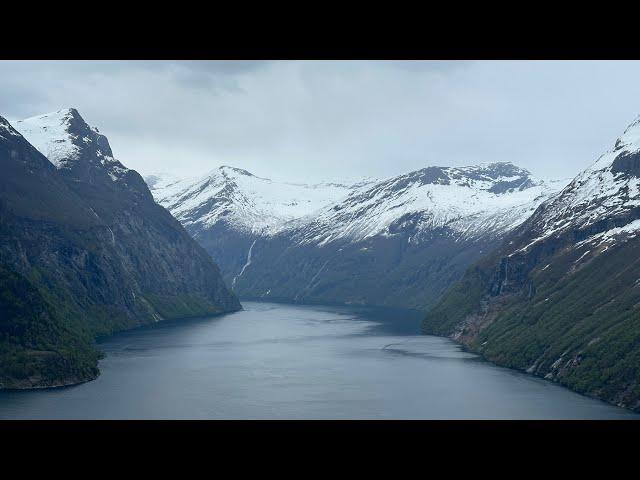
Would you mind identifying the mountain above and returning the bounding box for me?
[0,110,239,389]
[423,115,640,412]
[146,166,365,236]
[146,166,369,288]
[149,162,565,309]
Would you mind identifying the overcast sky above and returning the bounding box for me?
[2,60,640,183]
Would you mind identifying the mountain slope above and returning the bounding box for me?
[0,110,239,388]
[287,163,562,245]
[423,115,640,411]
[149,162,564,309]
[0,264,100,388]
[146,166,367,288]
[147,166,363,236]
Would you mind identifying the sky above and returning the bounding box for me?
[2,60,640,183]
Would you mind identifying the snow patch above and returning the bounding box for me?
[13,109,81,168]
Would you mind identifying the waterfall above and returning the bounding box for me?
[232,239,257,288]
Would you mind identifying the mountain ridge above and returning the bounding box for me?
[422,114,640,412]
[1,110,240,389]
[147,160,566,309]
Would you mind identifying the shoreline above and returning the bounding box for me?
[428,329,640,415]
[3,298,637,417]
[0,372,100,392]
[243,298,640,416]
[250,297,640,415]
[2,305,243,393]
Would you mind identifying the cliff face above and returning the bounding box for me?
[0,111,239,389]
[423,116,640,412]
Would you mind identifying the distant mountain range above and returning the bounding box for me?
[0,109,239,389]
[147,162,566,309]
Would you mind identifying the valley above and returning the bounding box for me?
[143,114,640,414]
[3,104,640,416]
[1,302,635,419]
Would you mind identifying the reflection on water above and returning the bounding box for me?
[0,301,636,419]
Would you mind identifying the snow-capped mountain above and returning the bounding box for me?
[10,108,239,312]
[146,166,368,236]
[511,115,640,256]
[14,109,132,183]
[149,162,561,244]
[0,109,239,388]
[148,161,565,309]
[289,163,565,246]
[423,115,640,412]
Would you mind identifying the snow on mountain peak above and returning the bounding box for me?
[617,114,640,149]
[13,109,131,183]
[148,161,565,248]
[218,165,256,177]
[400,162,538,194]
[0,116,22,139]
[13,109,83,167]
[289,163,563,246]
[514,115,640,254]
[146,167,360,235]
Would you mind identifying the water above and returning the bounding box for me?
[0,301,636,419]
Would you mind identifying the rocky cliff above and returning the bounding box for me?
[0,110,240,388]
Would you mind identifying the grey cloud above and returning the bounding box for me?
[135,60,274,89]
[2,60,640,184]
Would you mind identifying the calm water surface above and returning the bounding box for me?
[0,301,636,419]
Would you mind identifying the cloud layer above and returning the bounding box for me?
[2,60,640,182]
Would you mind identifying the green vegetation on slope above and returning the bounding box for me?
[0,264,100,388]
[143,293,226,319]
[423,238,640,411]
[0,113,239,389]
[421,265,492,336]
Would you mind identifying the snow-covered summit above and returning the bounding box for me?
[15,109,89,167]
[395,162,537,193]
[148,161,566,248]
[14,108,130,183]
[146,166,365,235]
[289,162,566,246]
[0,116,22,140]
[218,165,257,177]
[515,116,640,252]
